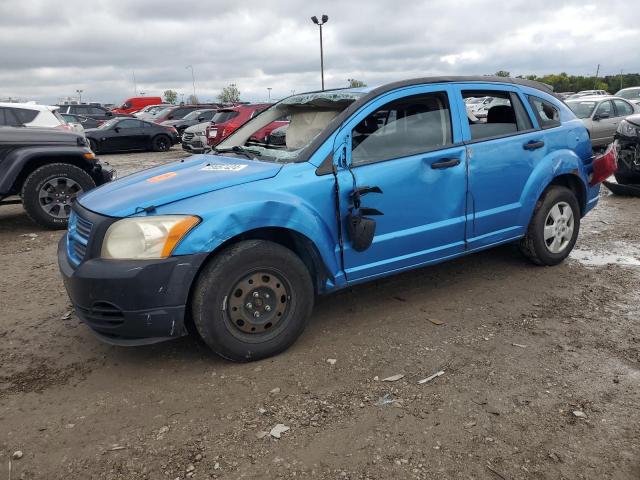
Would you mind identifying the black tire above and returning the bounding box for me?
[152,135,171,152]
[519,186,580,266]
[88,138,99,154]
[192,240,314,362]
[21,163,95,229]
[614,172,640,185]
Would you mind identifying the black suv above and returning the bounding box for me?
[57,104,125,121]
[0,127,114,229]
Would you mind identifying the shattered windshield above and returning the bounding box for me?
[214,91,363,163]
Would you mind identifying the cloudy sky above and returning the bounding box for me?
[1,0,638,105]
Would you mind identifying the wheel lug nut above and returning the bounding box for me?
[265,305,272,312]
[246,302,252,309]
[253,292,259,298]
[264,293,270,299]
[253,311,260,318]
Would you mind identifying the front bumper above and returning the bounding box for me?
[92,160,115,186]
[58,235,207,345]
[182,133,208,153]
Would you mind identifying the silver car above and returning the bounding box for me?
[565,95,639,147]
[181,121,210,153]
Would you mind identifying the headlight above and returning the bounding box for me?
[208,128,218,138]
[617,120,640,137]
[101,215,200,259]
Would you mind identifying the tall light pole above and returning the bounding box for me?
[311,15,329,91]
[267,87,272,101]
[76,89,83,103]
[185,65,196,102]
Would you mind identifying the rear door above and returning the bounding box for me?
[451,84,547,249]
[336,85,468,281]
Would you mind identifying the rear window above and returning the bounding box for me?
[11,108,38,124]
[528,96,561,128]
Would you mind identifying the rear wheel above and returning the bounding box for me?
[192,240,314,362]
[21,163,96,229]
[152,135,171,152]
[519,186,580,266]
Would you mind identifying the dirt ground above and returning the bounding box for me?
[1,147,639,480]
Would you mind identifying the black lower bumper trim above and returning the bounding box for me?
[58,236,207,343]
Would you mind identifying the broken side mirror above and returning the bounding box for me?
[347,210,378,252]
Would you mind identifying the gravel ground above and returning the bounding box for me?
[0,147,639,479]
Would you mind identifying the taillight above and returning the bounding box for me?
[590,143,618,186]
[56,124,73,131]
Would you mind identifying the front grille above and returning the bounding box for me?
[66,211,93,266]
[78,301,125,328]
[182,132,194,142]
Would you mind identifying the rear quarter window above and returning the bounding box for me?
[528,96,561,129]
[12,108,38,124]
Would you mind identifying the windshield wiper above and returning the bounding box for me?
[214,146,262,159]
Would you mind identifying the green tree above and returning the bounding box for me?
[187,94,199,104]
[494,70,511,77]
[218,84,240,103]
[347,78,367,88]
[163,89,177,104]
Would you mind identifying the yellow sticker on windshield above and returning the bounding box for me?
[147,172,177,183]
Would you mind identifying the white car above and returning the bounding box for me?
[0,102,72,130]
[614,87,640,106]
[134,104,171,120]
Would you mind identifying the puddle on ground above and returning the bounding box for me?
[571,241,640,267]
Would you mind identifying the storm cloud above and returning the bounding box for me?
[0,0,638,104]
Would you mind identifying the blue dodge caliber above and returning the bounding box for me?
[58,76,608,361]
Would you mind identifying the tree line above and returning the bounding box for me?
[494,71,639,93]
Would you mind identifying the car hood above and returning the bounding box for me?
[185,121,211,133]
[625,113,640,127]
[78,154,283,217]
[162,119,189,127]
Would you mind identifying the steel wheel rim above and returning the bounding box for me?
[225,270,291,340]
[543,201,574,254]
[38,177,82,219]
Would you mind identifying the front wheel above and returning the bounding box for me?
[152,135,171,152]
[21,163,96,229]
[519,186,580,266]
[192,240,314,362]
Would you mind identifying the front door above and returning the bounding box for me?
[592,100,619,144]
[336,86,467,282]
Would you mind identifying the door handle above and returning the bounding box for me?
[431,158,461,169]
[523,140,545,150]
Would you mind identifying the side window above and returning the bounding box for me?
[351,92,452,166]
[0,109,5,125]
[528,96,561,128]
[117,119,143,129]
[595,101,613,118]
[89,107,105,115]
[13,108,38,124]
[4,108,24,126]
[613,99,634,117]
[463,90,532,140]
